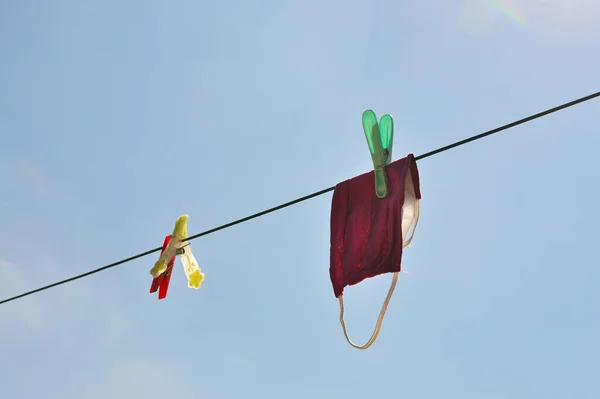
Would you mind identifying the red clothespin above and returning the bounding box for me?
[149,235,176,300]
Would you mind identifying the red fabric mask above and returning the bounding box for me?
[329,153,422,348]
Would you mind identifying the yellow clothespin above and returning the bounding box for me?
[150,214,204,291]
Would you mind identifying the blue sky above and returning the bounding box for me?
[1,0,599,398]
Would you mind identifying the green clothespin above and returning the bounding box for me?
[362,109,394,199]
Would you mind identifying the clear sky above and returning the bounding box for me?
[1,1,599,398]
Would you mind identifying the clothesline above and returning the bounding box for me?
[1,90,598,306]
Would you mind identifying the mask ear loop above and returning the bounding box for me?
[337,272,398,350]
[337,199,420,350]
[402,200,420,247]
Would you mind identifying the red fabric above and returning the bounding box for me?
[329,153,421,298]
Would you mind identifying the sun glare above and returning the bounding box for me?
[460,0,600,33]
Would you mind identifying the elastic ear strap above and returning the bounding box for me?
[403,199,420,248]
[337,271,399,350]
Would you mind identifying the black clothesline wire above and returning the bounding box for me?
[1,90,599,306]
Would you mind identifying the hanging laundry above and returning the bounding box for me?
[329,110,421,349]
[149,214,205,299]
